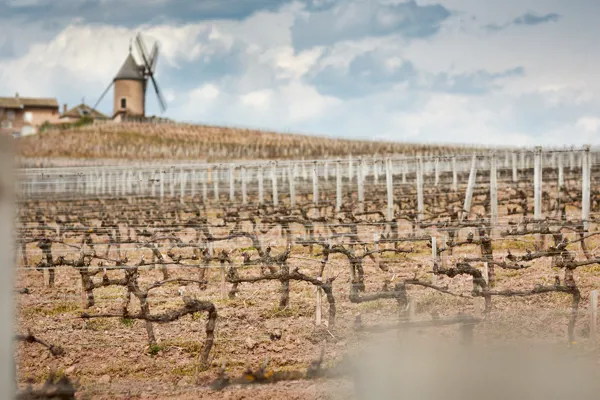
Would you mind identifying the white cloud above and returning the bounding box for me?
[190,84,220,101]
[2,0,600,147]
[241,89,272,110]
[576,117,600,133]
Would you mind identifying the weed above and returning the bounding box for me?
[148,344,164,356]
[120,318,134,328]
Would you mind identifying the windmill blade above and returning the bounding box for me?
[149,72,167,113]
[135,34,166,113]
[135,33,151,72]
[92,81,113,112]
[149,42,159,73]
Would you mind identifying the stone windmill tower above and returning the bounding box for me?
[94,33,167,121]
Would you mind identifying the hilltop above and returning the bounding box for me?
[17,122,477,165]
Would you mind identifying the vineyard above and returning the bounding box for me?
[16,122,478,166]
[13,146,600,399]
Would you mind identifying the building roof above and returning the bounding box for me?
[114,53,145,81]
[0,96,59,109]
[60,103,108,120]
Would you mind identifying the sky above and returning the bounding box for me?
[0,0,599,146]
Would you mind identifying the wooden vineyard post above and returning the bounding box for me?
[416,157,424,222]
[288,165,295,209]
[106,171,112,197]
[558,152,564,188]
[336,158,342,213]
[520,151,525,171]
[169,169,175,198]
[302,161,308,181]
[312,161,319,207]
[271,162,279,207]
[490,153,498,225]
[582,145,591,231]
[357,157,364,212]
[179,171,187,205]
[512,152,518,183]
[0,135,15,397]
[461,154,477,222]
[348,155,354,183]
[431,236,437,285]
[202,170,208,203]
[373,233,380,270]
[373,158,379,185]
[150,171,156,198]
[138,171,144,197]
[590,290,598,343]
[125,170,132,195]
[101,171,105,196]
[241,166,248,205]
[386,157,393,221]
[533,147,544,250]
[452,156,458,191]
[258,165,264,205]
[159,171,165,203]
[213,166,220,202]
[229,164,235,202]
[401,160,407,184]
[569,151,575,172]
[190,170,196,200]
[434,157,440,187]
[533,147,542,221]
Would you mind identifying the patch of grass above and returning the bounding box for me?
[148,344,165,356]
[580,264,600,274]
[492,239,533,251]
[261,304,305,319]
[120,317,134,328]
[358,299,390,312]
[239,246,258,252]
[171,364,196,377]
[49,302,80,315]
[84,319,113,331]
[498,270,520,279]
[23,302,80,317]
[163,339,205,355]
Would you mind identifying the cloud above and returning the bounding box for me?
[306,49,417,98]
[428,67,525,95]
[486,12,560,32]
[0,0,294,60]
[0,0,291,26]
[291,0,451,49]
[2,0,600,146]
[513,12,560,26]
[305,45,524,99]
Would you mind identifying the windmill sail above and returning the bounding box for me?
[135,33,167,113]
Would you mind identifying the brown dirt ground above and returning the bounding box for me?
[15,227,600,399]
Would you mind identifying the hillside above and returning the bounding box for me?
[17,122,478,165]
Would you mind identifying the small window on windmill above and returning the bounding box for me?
[120,98,127,109]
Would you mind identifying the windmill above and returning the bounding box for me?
[93,32,167,121]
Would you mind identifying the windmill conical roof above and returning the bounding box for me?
[114,53,145,81]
